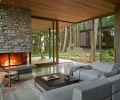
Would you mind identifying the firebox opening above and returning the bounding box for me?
[0,52,27,68]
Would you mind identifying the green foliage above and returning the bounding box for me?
[101,15,114,27]
[60,49,114,63]
[32,31,47,58]
[80,20,93,30]
[101,49,114,57]
[100,49,114,63]
[60,52,90,63]
[69,43,75,50]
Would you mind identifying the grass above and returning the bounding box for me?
[31,50,114,63]
[59,52,114,63]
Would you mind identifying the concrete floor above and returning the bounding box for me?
[3,60,88,95]
[31,57,80,64]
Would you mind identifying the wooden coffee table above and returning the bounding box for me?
[35,73,79,92]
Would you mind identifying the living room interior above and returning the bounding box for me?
[1,0,120,100]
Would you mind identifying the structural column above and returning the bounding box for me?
[56,21,59,63]
[114,8,120,63]
[52,21,55,62]
[48,28,51,59]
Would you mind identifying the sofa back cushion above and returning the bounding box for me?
[72,78,112,100]
[92,62,114,72]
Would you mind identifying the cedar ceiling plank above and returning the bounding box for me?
[33,0,107,13]
[31,0,113,17]
[0,0,115,22]
[104,0,120,6]
[25,0,105,17]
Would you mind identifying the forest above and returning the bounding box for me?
[32,15,114,63]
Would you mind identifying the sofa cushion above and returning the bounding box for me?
[72,78,112,100]
[92,62,114,73]
[79,69,102,81]
[40,82,81,100]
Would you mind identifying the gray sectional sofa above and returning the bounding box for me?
[39,62,120,100]
[40,73,120,100]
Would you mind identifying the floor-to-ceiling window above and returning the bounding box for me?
[31,18,58,64]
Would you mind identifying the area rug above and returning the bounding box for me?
[3,79,42,100]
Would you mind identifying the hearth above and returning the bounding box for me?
[0,52,27,69]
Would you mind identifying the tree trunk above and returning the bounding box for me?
[75,25,77,47]
[62,27,68,52]
[77,24,80,47]
[90,19,99,62]
[70,25,72,44]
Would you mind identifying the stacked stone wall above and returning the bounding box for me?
[0,4,31,53]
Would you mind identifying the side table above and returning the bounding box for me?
[5,71,19,87]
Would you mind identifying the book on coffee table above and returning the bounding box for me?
[42,74,60,81]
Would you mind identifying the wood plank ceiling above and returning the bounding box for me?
[0,0,118,31]
[32,18,52,31]
[32,18,71,31]
[104,0,120,7]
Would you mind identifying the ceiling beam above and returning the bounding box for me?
[32,15,74,23]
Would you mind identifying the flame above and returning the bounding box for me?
[4,59,16,66]
[3,59,17,69]
[4,60,9,66]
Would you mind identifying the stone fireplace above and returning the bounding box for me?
[0,5,32,69]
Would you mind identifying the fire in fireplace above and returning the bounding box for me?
[0,52,27,69]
